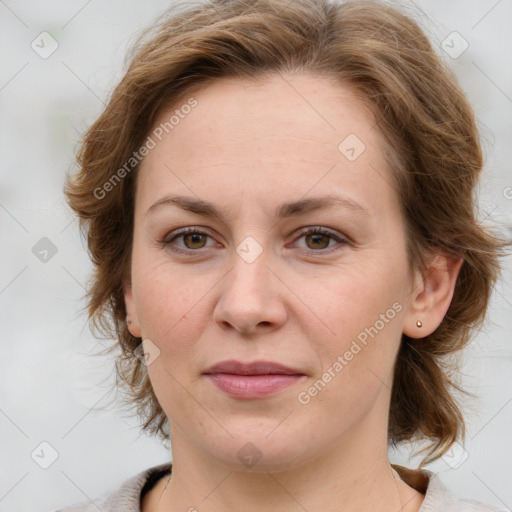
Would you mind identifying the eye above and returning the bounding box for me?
[161,227,217,254]
[160,226,348,255]
[291,226,348,253]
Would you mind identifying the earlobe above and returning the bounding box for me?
[124,282,142,338]
[403,253,463,339]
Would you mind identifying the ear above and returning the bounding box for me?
[124,281,142,338]
[403,252,464,338]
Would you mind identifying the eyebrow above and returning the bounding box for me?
[145,194,369,221]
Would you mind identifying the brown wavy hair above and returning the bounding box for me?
[64,0,511,466]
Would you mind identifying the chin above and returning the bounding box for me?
[204,431,312,474]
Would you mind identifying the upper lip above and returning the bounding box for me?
[203,360,304,376]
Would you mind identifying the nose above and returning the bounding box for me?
[212,250,288,336]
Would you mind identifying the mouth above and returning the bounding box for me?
[203,360,306,399]
[203,359,305,376]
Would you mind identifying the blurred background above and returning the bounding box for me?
[0,1,511,511]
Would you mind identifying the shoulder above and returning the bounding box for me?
[49,493,112,512]
[425,473,508,512]
[48,492,113,512]
[393,465,509,512]
[49,462,173,512]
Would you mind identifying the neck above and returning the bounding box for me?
[152,425,423,512]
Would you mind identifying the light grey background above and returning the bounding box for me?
[0,1,511,511]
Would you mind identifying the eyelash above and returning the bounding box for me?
[160,226,348,255]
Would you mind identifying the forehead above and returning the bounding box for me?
[148,73,377,156]
[136,73,398,222]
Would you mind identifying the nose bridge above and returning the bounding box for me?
[227,235,271,300]
[213,233,287,334]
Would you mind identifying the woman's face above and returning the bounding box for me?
[125,73,423,471]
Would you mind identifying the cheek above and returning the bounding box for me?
[300,287,404,421]
[307,262,398,339]
[131,252,202,335]
[305,262,406,385]
[135,261,207,416]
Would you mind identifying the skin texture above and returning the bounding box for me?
[125,73,463,512]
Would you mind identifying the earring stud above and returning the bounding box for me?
[416,320,422,328]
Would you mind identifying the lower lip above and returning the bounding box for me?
[205,373,304,398]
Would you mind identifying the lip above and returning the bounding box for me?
[203,360,304,376]
[203,360,306,399]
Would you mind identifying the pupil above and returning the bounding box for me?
[308,233,328,249]
[186,233,205,248]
